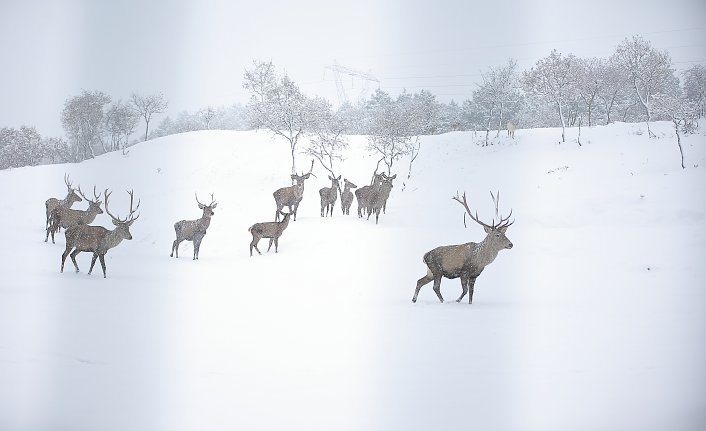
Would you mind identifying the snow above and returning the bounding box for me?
[1,122,705,430]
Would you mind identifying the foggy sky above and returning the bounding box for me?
[1,0,705,137]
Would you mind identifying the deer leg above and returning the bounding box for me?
[250,237,261,256]
[88,253,99,275]
[61,247,72,273]
[70,249,81,273]
[412,269,434,303]
[468,279,476,304]
[171,239,181,257]
[432,276,444,303]
[457,275,469,303]
[267,238,274,252]
[274,237,279,253]
[193,239,201,260]
[99,254,107,278]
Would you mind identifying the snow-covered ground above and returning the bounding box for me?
[1,122,704,431]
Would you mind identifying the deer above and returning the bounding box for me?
[365,173,396,224]
[46,186,104,244]
[170,193,217,260]
[248,210,291,256]
[507,121,516,139]
[60,189,139,278]
[45,173,82,230]
[412,191,514,304]
[340,179,357,215]
[273,159,314,222]
[319,175,341,217]
[355,171,385,218]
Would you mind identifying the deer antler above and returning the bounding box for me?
[77,185,101,203]
[105,189,140,223]
[195,193,216,208]
[452,191,514,230]
[64,173,74,190]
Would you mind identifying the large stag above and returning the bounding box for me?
[248,211,291,256]
[46,186,104,244]
[273,159,315,222]
[340,179,357,215]
[319,175,341,217]
[412,191,514,304]
[45,174,82,230]
[170,193,217,260]
[60,190,139,278]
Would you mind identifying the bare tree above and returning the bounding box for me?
[105,100,139,154]
[653,94,699,169]
[614,35,676,137]
[131,92,168,141]
[683,65,706,119]
[523,50,578,142]
[305,98,348,178]
[61,90,111,160]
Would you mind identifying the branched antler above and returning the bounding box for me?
[105,189,140,224]
[452,191,514,230]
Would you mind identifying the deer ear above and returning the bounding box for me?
[198,203,205,209]
[112,218,120,226]
[337,175,341,180]
[484,225,492,234]
[499,225,508,234]
[211,203,217,209]
[389,174,397,180]
[328,175,333,181]
[290,174,297,180]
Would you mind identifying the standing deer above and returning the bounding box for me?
[273,159,314,222]
[319,175,341,217]
[170,193,217,260]
[340,179,357,215]
[45,174,82,230]
[46,186,104,244]
[60,189,139,278]
[248,210,291,256]
[507,121,516,139]
[412,191,514,304]
[355,172,384,218]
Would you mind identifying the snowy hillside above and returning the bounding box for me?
[1,122,705,431]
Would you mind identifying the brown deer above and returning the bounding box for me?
[355,172,384,218]
[60,189,139,278]
[340,179,357,215]
[319,175,341,217]
[412,191,514,304]
[273,159,314,222]
[170,193,217,260]
[366,173,396,224]
[45,173,82,230]
[46,186,104,244]
[248,211,291,256]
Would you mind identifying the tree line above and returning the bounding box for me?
[1,35,704,171]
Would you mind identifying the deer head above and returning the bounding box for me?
[453,191,514,250]
[64,173,82,204]
[77,185,104,215]
[105,189,140,240]
[196,193,217,217]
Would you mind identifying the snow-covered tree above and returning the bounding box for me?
[614,35,677,137]
[682,64,706,118]
[653,93,699,169]
[574,57,605,126]
[243,63,314,174]
[105,100,139,154]
[440,99,463,132]
[305,97,348,178]
[523,50,578,142]
[365,90,418,175]
[61,90,111,160]
[131,92,168,141]
[0,126,69,169]
[595,56,630,125]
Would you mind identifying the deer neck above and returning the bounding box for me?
[198,214,212,231]
[102,229,126,252]
[474,236,501,268]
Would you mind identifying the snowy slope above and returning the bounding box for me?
[0,122,705,431]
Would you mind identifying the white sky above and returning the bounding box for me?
[1,0,705,137]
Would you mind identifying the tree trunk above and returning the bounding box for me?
[674,120,685,169]
[558,101,566,143]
